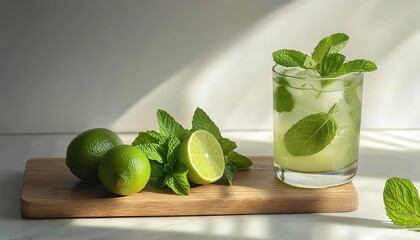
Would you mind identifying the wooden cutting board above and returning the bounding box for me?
[21,157,358,219]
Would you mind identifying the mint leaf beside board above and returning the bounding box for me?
[383,177,420,228]
[132,108,253,195]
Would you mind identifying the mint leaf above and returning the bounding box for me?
[339,59,378,73]
[318,53,346,78]
[226,151,253,170]
[273,75,291,86]
[192,107,222,139]
[284,104,338,156]
[164,166,190,196]
[219,137,237,155]
[274,85,295,112]
[383,177,420,227]
[157,109,187,141]
[132,130,160,145]
[272,33,377,79]
[150,161,165,178]
[311,33,349,63]
[223,160,237,185]
[167,136,181,167]
[136,143,164,163]
[272,49,317,69]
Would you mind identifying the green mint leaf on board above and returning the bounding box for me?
[167,136,181,167]
[219,137,237,155]
[272,49,317,69]
[311,33,349,63]
[192,107,222,139]
[274,85,295,112]
[157,109,187,141]
[132,130,160,145]
[136,143,164,163]
[223,160,237,185]
[318,53,346,78]
[226,151,253,170]
[164,166,190,196]
[150,161,165,178]
[284,104,338,156]
[383,177,420,227]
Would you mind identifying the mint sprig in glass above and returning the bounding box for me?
[272,33,377,188]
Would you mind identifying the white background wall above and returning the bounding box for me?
[1,0,420,134]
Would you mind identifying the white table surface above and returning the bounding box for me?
[1,130,420,240]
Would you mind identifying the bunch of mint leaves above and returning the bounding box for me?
[272,32,377,78]
[132,107,252,196]
[383,178,420,229]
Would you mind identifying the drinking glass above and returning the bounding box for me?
[272,65,363,188]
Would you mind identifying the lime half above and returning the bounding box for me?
[179,130,225,184]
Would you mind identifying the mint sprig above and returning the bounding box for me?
[272,49,317,69]
[272,33,377,79]
[132,108,253,195]
[383,177,420,228]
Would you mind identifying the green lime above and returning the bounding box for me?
[98,145,151,196]
[178,130,225,184]
[66,128,123,182]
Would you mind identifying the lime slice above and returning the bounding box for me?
[179,130,225,184]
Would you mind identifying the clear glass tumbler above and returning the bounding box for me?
[272,65,363,188]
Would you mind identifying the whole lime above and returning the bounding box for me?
[98,145,151,196]
[66,128,123,182]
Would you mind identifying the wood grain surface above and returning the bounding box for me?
[21,157,358,219]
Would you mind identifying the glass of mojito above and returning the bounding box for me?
[272,33,377,188]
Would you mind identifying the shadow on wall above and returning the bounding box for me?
[2,0,420,133]
[0,0,291,133]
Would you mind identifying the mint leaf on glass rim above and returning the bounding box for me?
[383,177,420,227]
[272,49,317,69]
[311,33,349,63]
[339,59,377,73]
[284,104,338,156]
[319,53,346,78]
[272,33,377,79]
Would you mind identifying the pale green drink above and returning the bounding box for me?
[272,66,363,188]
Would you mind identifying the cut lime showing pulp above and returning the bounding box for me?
[179,130,225,184]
